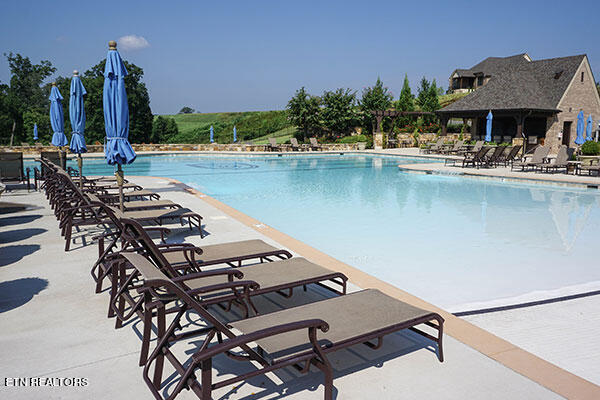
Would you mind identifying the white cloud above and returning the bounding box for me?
[117,35,150,51]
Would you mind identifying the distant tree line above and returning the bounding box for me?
[286,75,442,140]
[0,52,153,146]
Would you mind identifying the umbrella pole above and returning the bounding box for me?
[59,148,65,170]
[78,154,83,189]
[116,163,124,212]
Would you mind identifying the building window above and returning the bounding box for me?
[477,76,483,86]
[581,72,584,82]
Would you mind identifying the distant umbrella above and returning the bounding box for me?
[103,40,136,211]
[69,70,87,188]
[585,114,593,142]
[575,111,585,145]
[33,124,38,141]
[209,125,214,143]
[49,82,68,168]
[485,111,493,142]
[233,125,237,143]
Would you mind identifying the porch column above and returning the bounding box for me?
[373,114,384,150]
[440,115,449,136]
[515,113,525,156]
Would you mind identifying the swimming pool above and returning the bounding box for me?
[44,154,600,310]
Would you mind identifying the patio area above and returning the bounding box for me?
[1,177,591,399]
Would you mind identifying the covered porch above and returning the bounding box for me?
[437,108,559,148]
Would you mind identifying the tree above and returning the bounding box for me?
[3,53,56,145]
[359,77,393,133]
[416,77,431,111]
[427,79,441,111]
[286,87,321,139]
[321,88,357,136]
[397,74,415,112]
[179,106,194,114]
[79,59,153,145]
[151,116,179,143]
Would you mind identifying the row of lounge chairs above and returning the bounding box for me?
[267,137,323,152]
[37,158,445,400]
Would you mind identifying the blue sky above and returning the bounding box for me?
[1,0,599,115]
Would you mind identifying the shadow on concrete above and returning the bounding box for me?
[0,244,41,267]
[0,277,48,313]
[0,228,46,244]
[0,214,43,227]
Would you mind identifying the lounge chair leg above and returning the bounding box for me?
[153,302,166,388]
[436,316,444,362]
[312,358,334,400]
[115,264,126,329]
[64,221,72,251]
[200,358,212,399]
[140,294,154,366]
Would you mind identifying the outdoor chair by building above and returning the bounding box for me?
[0,152,31,190]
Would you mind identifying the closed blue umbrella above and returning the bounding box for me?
[50,82,67,168]
[209,125,214,143]
[585,114,593,142]
[33,124,38,141]
[485,111,493,142]
[103,40,136,211]
[575,111,585,145]
[69,70,87,187]
[233,125,237,143]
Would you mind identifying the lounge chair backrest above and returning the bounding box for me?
[507,145,521,160]
[489,146,505,159]
[269,138,277,146]
[310,137,319,146]
[554,145,569,165]
[290,138,299,147]
[530,145,549,163]
[475,146,491,160]
[120,218,184,278]
[472,141,483,152]
[120,250,237,339]
[453,140,463,151]
[0,152,24,180]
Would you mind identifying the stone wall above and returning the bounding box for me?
[0,142,359,155]
[545,57,600,153]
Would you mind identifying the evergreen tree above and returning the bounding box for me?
[286,87,321,139]
[397,74,415,112]
[416,77,431,111]
[359,77,393,134]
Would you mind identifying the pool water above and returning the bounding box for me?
[40,154,600,310]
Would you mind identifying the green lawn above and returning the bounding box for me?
[159,110,293,143]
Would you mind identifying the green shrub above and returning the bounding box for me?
[336,134,368,144]
[580,140,600,156]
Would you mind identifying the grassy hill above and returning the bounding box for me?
[161,110,293,144]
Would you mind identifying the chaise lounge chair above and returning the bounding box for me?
[110,218,348,365]
[267,138,282,152]
[511,145,550,171]
[122,251,443,400]
[309,137,323,151]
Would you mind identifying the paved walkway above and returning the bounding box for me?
[0,179,578,399]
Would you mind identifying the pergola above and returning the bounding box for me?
[371,110,435,149]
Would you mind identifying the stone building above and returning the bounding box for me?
[438,54,600,152]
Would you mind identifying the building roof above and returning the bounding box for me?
[440,54,586,113]
[452,53,531,78]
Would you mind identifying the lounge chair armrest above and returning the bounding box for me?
[192,319,329,363]
[185,280,260,296]
[172,269,244,282]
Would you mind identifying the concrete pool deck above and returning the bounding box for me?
[1,177,599,399]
